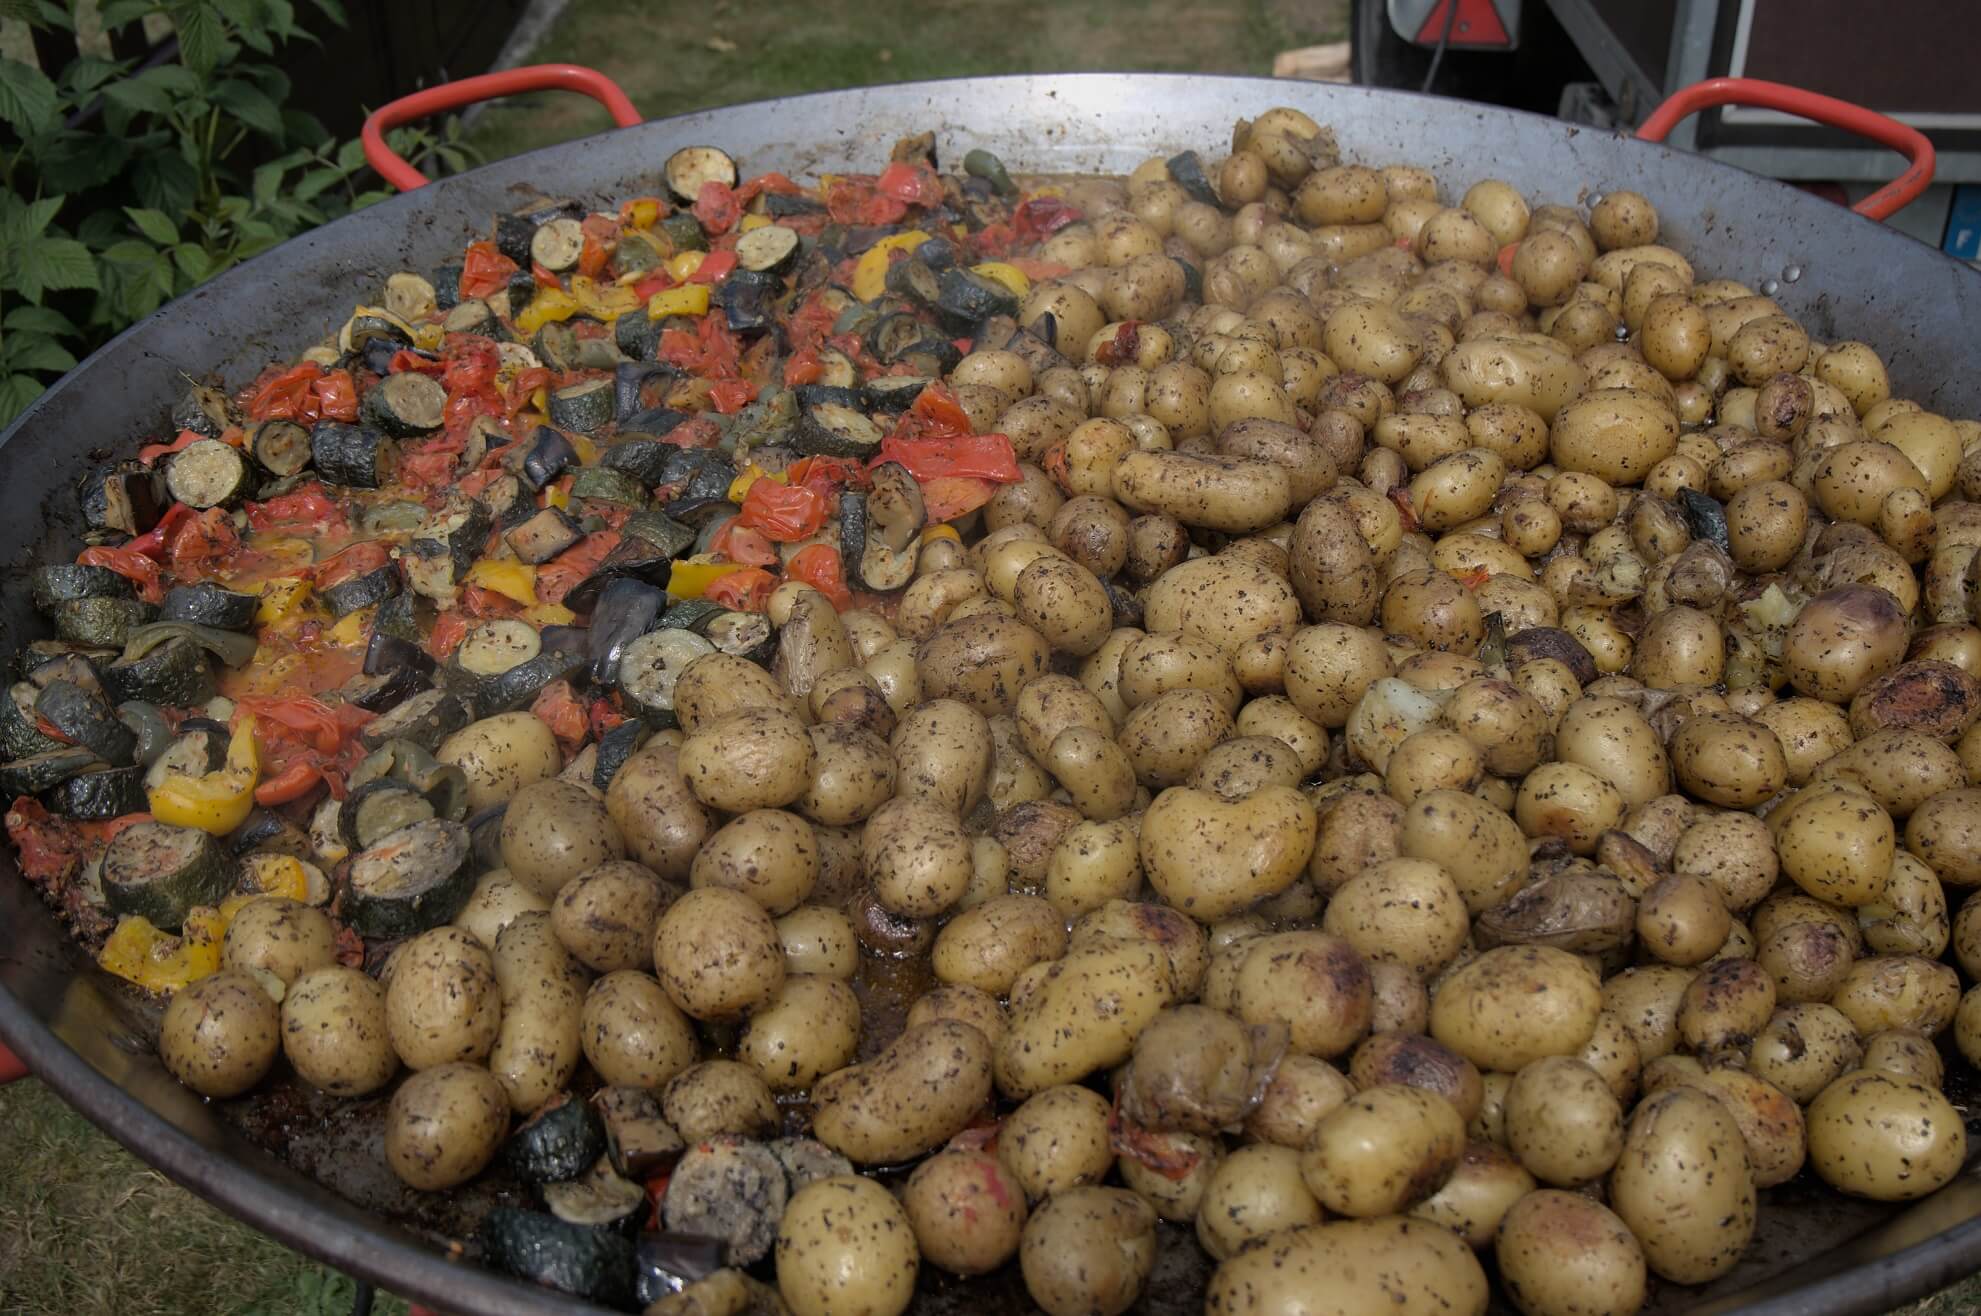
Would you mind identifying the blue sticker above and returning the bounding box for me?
[1946,185,1981,260]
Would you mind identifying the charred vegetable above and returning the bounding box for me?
[102,821,232,931]
[309,423,396,489]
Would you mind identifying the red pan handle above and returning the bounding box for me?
[0,1042,25,1084]
[362,64,643,192]
[1637,77,1935,221]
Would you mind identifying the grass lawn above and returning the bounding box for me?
[465,0,1350,160]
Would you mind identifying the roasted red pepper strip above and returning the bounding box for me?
[875,433,1021,484]
[459,240,519,300]
[253,760,321,807]
[736,479,827,542]
[787,543,852,610]
[76,544,165,602]
[137,429,210,466]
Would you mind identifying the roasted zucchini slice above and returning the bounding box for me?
[165,439,252,508]
[340,818,473,938]
[102,821,233,932]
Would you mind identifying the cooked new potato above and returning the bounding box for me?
[383,1062,509,1190]
[776,1176,919,1316]
[160,969,281,1098]
[1808,1069,1968,1200]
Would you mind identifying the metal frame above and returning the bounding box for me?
[3,73,1981,1315]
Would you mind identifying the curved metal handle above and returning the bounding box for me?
[362,64,643,192]
[1637,77,1935,221]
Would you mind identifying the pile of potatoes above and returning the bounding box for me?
[159,106,1981,1316]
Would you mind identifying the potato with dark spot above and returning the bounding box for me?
[1119,1004,1284,1134]
[1431,945,1602,1071]
[383,1062,508,1190]
[1850,660,1981,741]
[160,969,281,1098]
[1495,1190,1647,1316]
[663,1059,779,1140]
[917,613,1052,716]
[551,860,672,973]
[1141,783,1314,919]
[1302,1084,1464,1216]
[813,1019,994,1164]
[738,974,861,1093]
[1234,930,1373,1059]
[1785,585,1909,702]
[865,796,975,919]
[689,808,819,916]
[222,898,337,991]
[932,893,1067,996]
[1504,1056,1624,1186]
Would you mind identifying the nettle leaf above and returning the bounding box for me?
[171,2,223,73]
[212,78,284,136]
[34,237,103,293]
[103,68,178,115]
[293,167,342,201]
[64,56,131,95]
[31,127,131,194]
[124,206,180,246]
[8,337,78,374]
[132,151,200,215]
[9,195,65,241]
[171,243,214,282]
[4,305,78,336]
[98,0,157,27]
[0,58,60,133]
[335,136,366,171]
[0,374,47,427]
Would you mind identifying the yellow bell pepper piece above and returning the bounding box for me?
[627,198,662,229]
[852,231,933,302]
[545,483,571,509]
[667,558,750,600]
[569,433,599,465]
[648,284,711,319]
[327,606,372,647]
[524,602,577,627]
[240,854,310,902]
[530,385,550,413]
[515,286,580,334]
[921,524,963,546]
[971,261,1031,300]
[256,577,313,625]
[727,464,779,502]
[667,251,707,282]
[97,914,222,993]
[569,276,641,319]
[411,322,445,352]
[739,213,770,232]
[464,558,539,606]
[147,716,260,836]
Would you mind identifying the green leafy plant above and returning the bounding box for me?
[0,0,480,423]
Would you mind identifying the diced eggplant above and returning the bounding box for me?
[160,582,257,632]
[619,407,691,442]
[28,652,108,696]
[867,310,928,363]
[341,818,474,938]
[16,644,115,685]
[935,266,1021,328]
[493,210,536,264]
[371,590,427,647]
[334,664,429,714]
[531,216,586,272]
[883,256,941,306]
[80,464,167,536]
[359,689,471,753]
[617,628,714,727]
[363,371,448,437]
[340,778,437,851]
[479,473,539,532]
[622,510,696,559]
[544,1157,649,1237]
[659,449,736,503]
[862,375,928,413]
[102,821,233,932]
[599,438,672,488]
[1,682,63,761]
[614,310,665,362]
[509,1093,609,1184]
[230,809,315,862]
[36,681,137,766]
[613,361,679,422]
[664,145,738,203]
[365,630,437,680]
[594,1087,684,1180]
[764,191,825,218]
[522,427,580,491]
[310,422,396,489]
[144,729,228,796]
[915,235,960,270]
[32,565,133,614]
[585,579,668,687]
[405,497,492,609]
[1165,148,1221,206]
[560,534,675,616]
[963,147,1019,197]
[506,269,541,314]
[1174,252,1204,304]
[507,506,586,565]
[632,1232,727,1308]
[703,611,775,666]
[171,381,233,439]
[897,338,964,377]
[163,439,252,510]
[592,720,652,793]
[546,378,615,434]
[44,766,146,820]
[0,746,103,797]
[717,270,779,334]
[443,298,497,336]
[795,401,884,458]
[55,597,154,648]
[115,701,174,766]
[359,337,404,379]
[480,1208,635,1308]
[570,466,648,510]
[321,565,400,619]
